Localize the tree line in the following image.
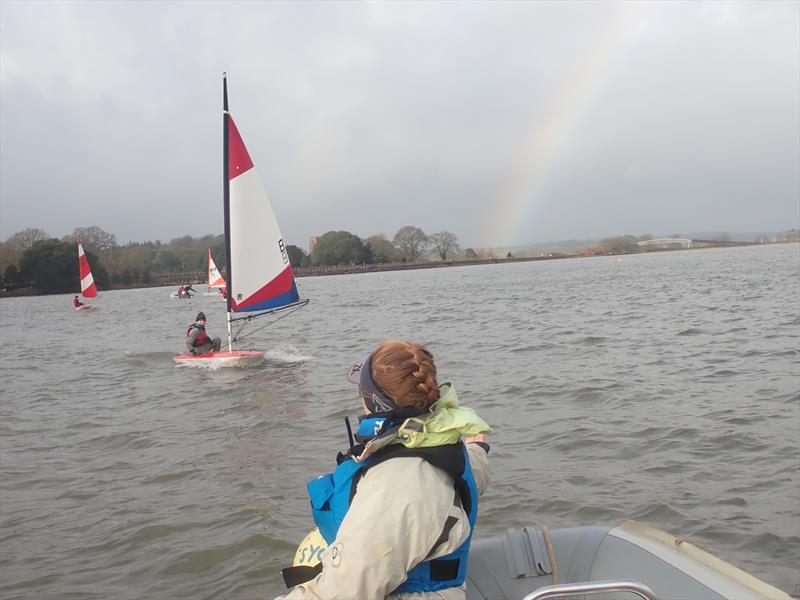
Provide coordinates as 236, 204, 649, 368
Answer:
0, 226, 228, 293
4, 224, 793, 293
0, 225, 468, 292
296, 226, 464, 268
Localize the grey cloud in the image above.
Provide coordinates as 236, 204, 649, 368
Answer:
1, 0, 797, 249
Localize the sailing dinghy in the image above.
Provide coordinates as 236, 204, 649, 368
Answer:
170, 287, 194, 299
75, 237, 98, 311
204, 248, 226, 296
173, 74, 308, 368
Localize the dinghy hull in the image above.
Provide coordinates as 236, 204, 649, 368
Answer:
466, 520, 789, 600
172, 350, 264, 368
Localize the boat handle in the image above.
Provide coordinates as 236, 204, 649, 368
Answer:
522, 579, 659, 600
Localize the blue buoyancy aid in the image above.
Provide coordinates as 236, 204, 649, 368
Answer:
307, 428, 479, 594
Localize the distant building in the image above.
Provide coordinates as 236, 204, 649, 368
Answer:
309, 236, 319, 255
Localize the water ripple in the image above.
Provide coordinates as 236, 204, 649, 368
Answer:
1, 244, 798, 597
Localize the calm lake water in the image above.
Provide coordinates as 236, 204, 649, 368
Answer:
1, 243, 798, 599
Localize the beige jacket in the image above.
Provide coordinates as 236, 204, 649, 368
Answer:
276, 442, 490, 600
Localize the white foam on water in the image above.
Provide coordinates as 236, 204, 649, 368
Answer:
264, 345, 313, 363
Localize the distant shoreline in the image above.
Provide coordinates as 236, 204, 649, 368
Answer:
291, 239, 775, 277
293, 252, 582, 277
0, 240, 787, 298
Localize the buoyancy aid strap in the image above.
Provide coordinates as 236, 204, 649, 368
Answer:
353, 443, 472, 584
429, 558, 460, 581
364, 442, 466, 476
425, 515, 460, 561
366, 443, 471, 512
393, 444, 478, 594
423, 489, 463, 561
281, 563, 322, 588
419, 489, 463, 583
347, 442, 469, 508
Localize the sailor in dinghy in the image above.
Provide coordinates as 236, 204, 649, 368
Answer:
185, 312, 221, 355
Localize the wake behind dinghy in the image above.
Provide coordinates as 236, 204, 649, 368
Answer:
466, 521, 790, 600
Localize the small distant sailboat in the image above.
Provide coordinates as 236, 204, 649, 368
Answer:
174, 74, 308, 368
204, 248, 226, 296
170, 286, 195, 299
75, 237, 97, 311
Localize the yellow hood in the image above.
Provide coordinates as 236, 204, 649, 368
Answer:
395, 383, 492, 448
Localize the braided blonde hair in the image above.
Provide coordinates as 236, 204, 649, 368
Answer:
371, 340, 440, 408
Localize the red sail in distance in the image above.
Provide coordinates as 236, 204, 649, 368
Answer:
77, 237, 97, 298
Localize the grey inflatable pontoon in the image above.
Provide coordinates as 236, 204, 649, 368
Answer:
466, 521, 790, 600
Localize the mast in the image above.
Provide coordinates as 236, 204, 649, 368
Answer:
222, 73, 233, 351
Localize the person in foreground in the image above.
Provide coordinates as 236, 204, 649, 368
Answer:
73, 295, 84, 308
184, 312, 221, 355
277, 340, 492, 600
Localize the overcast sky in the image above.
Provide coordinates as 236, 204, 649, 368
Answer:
1, 1, 798, 249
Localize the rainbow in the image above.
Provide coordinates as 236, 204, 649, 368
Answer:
485, 3, 653, 247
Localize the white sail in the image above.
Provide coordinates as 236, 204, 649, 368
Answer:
226, 115, 299, 313
208, 248, 225, 289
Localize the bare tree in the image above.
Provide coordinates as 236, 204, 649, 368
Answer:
429, 231, 459, 261
393, 226, 429, 261
5, 228, 49, 252
73, 226, 117, 252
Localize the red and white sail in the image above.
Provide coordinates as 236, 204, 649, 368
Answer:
208, 248, 226, 289
226, 112, 299, 312
77, 238, 97, 298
